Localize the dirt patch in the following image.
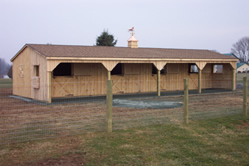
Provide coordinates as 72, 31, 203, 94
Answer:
28, 154, 84, 166
234, 120, 249, 129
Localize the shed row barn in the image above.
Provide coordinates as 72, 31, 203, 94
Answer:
11, 34, 237, 103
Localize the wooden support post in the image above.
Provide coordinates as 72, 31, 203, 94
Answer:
232, 69, 236, 91
157, 69, 160, 96
106, 79, 113, 133
107, 71, 111, 80
198, 69, 202, 94
243, 77, 247, 116
48, 71, 52, 103
184, 79, 189, 125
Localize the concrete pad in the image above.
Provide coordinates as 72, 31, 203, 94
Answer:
113, 99, 183, 109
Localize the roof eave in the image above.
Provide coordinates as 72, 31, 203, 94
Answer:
11, 44, 46, 62
10, 44, 28, 62
46, 56, 238, 62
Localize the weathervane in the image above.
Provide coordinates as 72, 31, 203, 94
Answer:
128, 27, 135, 36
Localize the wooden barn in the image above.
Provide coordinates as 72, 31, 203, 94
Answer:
11, 35, 238, 103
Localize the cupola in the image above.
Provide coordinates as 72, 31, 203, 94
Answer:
128, 27, 138, 48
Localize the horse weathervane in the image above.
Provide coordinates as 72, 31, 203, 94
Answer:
128, 27, 135, 36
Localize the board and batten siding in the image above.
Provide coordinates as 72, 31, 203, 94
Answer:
51, 63, 233, 98
30, 49, 48, 102
12, 47, 31, 98
51, 63, 107, 97
211, 63, 233, 89
12, 47, 49, 101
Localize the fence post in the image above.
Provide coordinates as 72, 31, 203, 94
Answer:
243, 77, 247, 116
184, 78, 189, 125
106, 79, 113, 133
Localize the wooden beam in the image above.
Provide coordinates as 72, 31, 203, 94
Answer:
232, 69, 236, 90
107, 71, 111, 80
230, 62, 237, 69
153, 62, 167, 70
195, 62, 206, 70
157, 69, 160, 96
47, 61, 60, 72
46, 57, 237, 62
102, 61, 119, 71
198, 69, 202, 93
48, 71, 52, 103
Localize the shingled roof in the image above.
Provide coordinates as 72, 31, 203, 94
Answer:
12, 44, 236, 61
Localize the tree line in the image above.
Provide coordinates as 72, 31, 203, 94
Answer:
0, 58, 11, 78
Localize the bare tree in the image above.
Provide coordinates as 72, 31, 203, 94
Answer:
0, 58, 1, 78
0, 58, 11, 78
231, 37, 249, 64
7, 65, 12, 79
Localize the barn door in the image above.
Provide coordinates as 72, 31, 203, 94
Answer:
51, 77, 74, 97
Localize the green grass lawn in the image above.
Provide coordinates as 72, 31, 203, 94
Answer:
237, 73, 249, 83
0, 78, 12, 88
0, 115, 248, 165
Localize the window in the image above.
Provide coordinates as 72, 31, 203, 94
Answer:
152, 65, 166, 74
53, 63, 72, 76
189, 64, 198, 73
111, 63, 123, 75
34, 65, 39, 76
213, 65, 223, 73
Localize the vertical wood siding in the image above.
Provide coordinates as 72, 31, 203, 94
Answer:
51, 63, 233, 98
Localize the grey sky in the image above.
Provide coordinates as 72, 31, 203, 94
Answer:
0, 0, 248, 63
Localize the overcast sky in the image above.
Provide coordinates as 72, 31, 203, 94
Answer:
0, 0, 249, 63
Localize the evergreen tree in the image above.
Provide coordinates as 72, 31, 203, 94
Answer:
96, 30, 117, 46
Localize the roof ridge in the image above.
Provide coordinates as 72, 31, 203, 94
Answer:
26, 43, 214, 51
